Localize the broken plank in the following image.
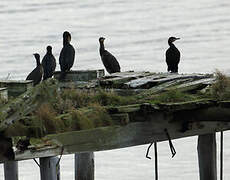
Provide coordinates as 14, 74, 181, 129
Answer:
124, 74, 167, 88
139, 78, 192, 97
99, 71, 155, 88
173, 78, 216, 92
125, 73, 213, 89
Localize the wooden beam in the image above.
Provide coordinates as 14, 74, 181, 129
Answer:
54, 70, 104, 82
11, 117, 230, 162
75, 153, 94, 180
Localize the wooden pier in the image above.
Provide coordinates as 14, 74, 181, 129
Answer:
0, 70, 229, 180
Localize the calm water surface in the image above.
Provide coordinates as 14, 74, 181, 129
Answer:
0, 0, 230, 179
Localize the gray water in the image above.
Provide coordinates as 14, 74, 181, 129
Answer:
0, 0, 230, 179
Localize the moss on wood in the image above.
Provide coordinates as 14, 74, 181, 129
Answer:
2, 71, 230, 139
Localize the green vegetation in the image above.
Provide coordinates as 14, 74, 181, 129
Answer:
60, 88, 135, 108
148, 89, 198, 104
3, 71, 230, 138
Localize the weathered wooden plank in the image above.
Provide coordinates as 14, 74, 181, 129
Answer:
124, 74, 169, 89
99, 71, 155, 88
54, 70, 104, 82
139, 78, 192, 96
173, 78, 215, 92
102, 71, 152, 78
125, 73, 213, 89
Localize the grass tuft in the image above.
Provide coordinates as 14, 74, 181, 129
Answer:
35, 103, 65, 133
150, 89, 197, 104
211, 71, 230, 100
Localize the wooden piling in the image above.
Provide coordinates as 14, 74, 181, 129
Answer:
197, 133, 217, 180
75, 153, 94, 180
4, 161, 18, 180
39, 156, 60, 180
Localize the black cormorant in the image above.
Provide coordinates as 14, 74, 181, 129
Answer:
42, 46, 56, 80
166, 37, 180, 73
59, 31, 75, 80
99, 37, 121, 74
26, 53, 43, 86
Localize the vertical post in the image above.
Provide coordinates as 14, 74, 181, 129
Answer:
75, 152, 94, 180
154, 142, 158, 180
220, 131, 223, 180
39, 156, 60, 180
197, 133, 217, 180
4, 161, 18, 180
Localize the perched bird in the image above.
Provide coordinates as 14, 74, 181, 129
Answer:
42, 46, 56, 80
59, 31, 75, 80
26, 53, 43, 86
99, 37, 121, 74
166, 37, 181, 73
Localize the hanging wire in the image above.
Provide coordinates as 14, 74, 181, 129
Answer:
146, 142, 153, 159
56, 146, 64, 167
165, 129, 176, 158
220, 131, 223, 180
145, 142, 158, 180
33, 158, 40, 168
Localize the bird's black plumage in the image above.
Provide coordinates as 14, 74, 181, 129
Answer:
99, 37, 120, 74
59, 31, 75, 80
26, 53, 43, 86
166, 37, 180, 73
42, 46, 56, 80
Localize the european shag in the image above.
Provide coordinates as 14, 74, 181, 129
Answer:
42, 46, 56, 80
99, 37, 121, 74
26, 53, 43, 86
59, 31, 75, 80
166, 37, 180, 73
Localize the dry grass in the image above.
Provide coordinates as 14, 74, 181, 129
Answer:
68, 103, 113, 131
211, 71, 230, 100
35, 103, 65, 133
60, 88, 135, 108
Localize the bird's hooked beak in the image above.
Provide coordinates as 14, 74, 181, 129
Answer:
174, 37, 180, 41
